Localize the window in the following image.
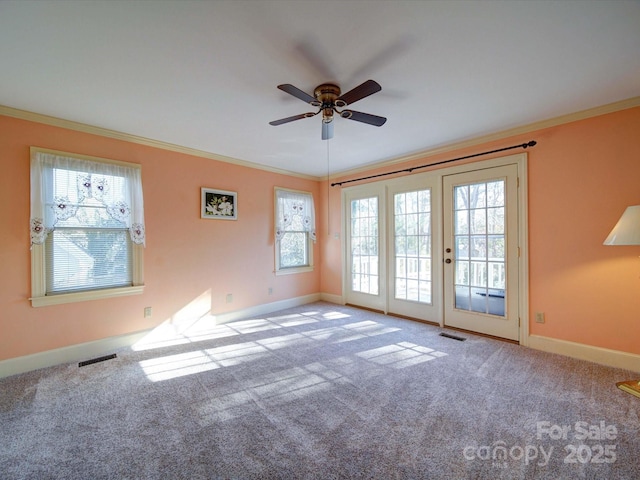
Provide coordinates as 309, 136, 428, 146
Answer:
274, 188, 316, 274
30, 148, 145, 307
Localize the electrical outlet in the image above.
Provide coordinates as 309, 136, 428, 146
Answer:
535, 312, 545, 324
268, 287, 273, 295
144, 307, 152, 318
226, 294, 233, 303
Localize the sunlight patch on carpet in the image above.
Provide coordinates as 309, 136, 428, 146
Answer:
193, 364, 342, 424
139, 331, 326, 382
332, 321, 401, 344
267, 313, 320, 327
140, 341, 272, 381
140, 350, 223, 382
256, 332, 317, 350
250, 370, 332, 406
356, 342, 447, 369
194, 390, 258, 424
226, 318, 283, 334
132, 316, 242, 351
321, 311, 351, 319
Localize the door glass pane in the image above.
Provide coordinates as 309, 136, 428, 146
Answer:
487, 207, 504, 234
394, 189, 432, 304
453, 180, 506, 316
351, 198, 379, 295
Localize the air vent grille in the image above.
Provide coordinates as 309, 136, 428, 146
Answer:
78, 353, 117, 367
439, 332, 466, 342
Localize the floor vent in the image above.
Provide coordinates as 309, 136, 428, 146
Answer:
78, 353, 117, 367
439, 332, 467, 341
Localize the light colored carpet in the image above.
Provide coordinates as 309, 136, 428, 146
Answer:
1, 302, 638, 479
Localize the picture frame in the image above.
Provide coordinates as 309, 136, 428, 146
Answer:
201, 188, 237, 220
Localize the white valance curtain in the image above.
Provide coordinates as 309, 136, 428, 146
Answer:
30, 152, 146, 246
275, 189, 316, 242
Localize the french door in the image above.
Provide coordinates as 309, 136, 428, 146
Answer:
386, 176, 441, 321
443, 165, 520, 341
343, 156, 525, 341
344, 176, 440, 322
344, 187, 386, 312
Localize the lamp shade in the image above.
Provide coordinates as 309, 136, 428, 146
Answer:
603, 205, 640, 245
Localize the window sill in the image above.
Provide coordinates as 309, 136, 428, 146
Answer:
30, 285, 145, 307
275, 266, 313, 276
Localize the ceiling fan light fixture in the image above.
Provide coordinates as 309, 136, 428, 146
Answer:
322, 107, 334, 123
321, 119, 334, 140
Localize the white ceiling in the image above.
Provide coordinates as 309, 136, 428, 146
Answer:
1, 0, 639, 178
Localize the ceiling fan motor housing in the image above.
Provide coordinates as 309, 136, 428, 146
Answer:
314, 84, 341, 103
314, 84, 343, 122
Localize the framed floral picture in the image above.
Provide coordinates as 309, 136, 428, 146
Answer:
201, 188, 237, 220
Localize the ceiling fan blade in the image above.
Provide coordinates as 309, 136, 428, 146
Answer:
335, 79, 381, 106
277, 84, 319, 105
269, 112, 317, 126
340, 110, 387, 127
321, 121, 334, 140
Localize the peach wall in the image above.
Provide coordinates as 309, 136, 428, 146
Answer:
2, 106, 639, 364
0, 115, 320, 361
318, 178, 343, 296
320, 107, 640, 355
526, 108, 640, 354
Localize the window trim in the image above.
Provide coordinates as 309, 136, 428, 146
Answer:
29, 147, 145, 307
274, 187, 314, 275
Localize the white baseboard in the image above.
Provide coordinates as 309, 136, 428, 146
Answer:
319, 292, 343, 305
211, 293, 321, 324
0, 329, 152, 379
528, 335, 640, 373
0, 293, 325, 379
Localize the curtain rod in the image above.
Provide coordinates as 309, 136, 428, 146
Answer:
330, 140, 537, 187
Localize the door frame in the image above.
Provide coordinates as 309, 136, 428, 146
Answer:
341, 152, 529, 345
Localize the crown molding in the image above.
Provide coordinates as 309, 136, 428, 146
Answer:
0, 105, 319, 181
329, 96, 640, 181
3, 97, 638, 184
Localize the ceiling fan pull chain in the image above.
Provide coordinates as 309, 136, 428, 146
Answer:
326, 137, 331, 235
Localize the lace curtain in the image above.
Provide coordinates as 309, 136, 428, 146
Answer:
30, 152, 146, 246
275, 189, 316, 242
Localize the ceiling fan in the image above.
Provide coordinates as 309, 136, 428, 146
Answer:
269, 79, 387, 140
